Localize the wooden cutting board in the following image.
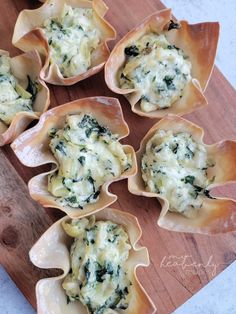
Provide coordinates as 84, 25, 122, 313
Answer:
1, 0, 236, 313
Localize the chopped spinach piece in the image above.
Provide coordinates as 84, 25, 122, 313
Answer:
95, 264, 107, 283
78, 156, 85, 166
124, 45, 139, 57
83, 237, 89, 245
62, 178, 71, 191
66, 295, 79, 303
78, 114, 110, 138
77, 25, 83, 31
80, 146, 87, 152
118, 304, 129, 310
155, 147, 162, 153
106, 262, 114, 275
124, 163, 132, 172
111, 286, 129, 309
48, 128, 57, 138
141, 95, 150, 102
86, 301, 94, 313
107, 224, 118, 233
194, 185, 203, 193
26, 75, 38, 102
204, 189, 215, 199
84, 259, 91, 281
108, 234, 119, 243
85, 190, 100, 204
65, 195, 77, 204
182, 73, 189, 80
96, 305, 106, 314
168, 20, 181, 31
183, 175, 195, 185
207, 161, 215, 168
87, 176, 96, 192
175, 68, 181, 75
55, 141, 67, 156
167, 44, 180, 50
172, 143, 179, 154
92, 190, 100, 199
120, 72, 131, 81
163, 75, 175, 90
62, 54, 68, 63
185, 146, 194, 159
50, 19, 67, 35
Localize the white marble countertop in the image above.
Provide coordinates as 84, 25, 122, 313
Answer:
173, 261, 236, 314
0, 1, 235, 314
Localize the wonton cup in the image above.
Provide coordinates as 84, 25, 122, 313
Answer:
105, 8, 219, 118
12, 0, 116, 85
29, 207, 156, 314
11, 97, 137, 218
0, 49, 50, 145
128, 115, 236, 234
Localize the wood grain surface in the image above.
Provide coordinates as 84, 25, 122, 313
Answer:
0, 0, 236, 313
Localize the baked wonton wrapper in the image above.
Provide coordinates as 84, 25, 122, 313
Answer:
11, 97, 137, 218
29, 207, 156, 314
0, 49, 50, 145
12, 0, 116, 85
105, 8, 219, 118
128, 115, 236, 234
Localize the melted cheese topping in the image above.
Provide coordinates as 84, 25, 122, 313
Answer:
141, 130, 215, 217
0, 55, 37, 125
62, 216, 132, 313
48, 114, 132, 209
119, 33, 192, 112
42, 4, 100, 77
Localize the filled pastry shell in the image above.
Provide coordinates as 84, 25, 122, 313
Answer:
128, 115, 236, 234
0, 49, 49, 145
11, 97, 137, 218
29, 207, 156, 314
105, 8, 219, 118
12, 0, 116, 85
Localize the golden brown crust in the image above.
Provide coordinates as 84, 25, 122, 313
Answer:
29, 207, 156, 314
11, 97, 137, 218
0, 49, 50, 145
128, 114, 236, 234
12, 0, 116, 85
105, 8, 219, 118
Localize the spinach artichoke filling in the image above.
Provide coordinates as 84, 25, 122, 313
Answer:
62, 216, 132, 313
0, 54, 37, 125
42, 4, 100, 77
141, 130, 215, 217
48, 113, 132, 208
119, 33, 192, 112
